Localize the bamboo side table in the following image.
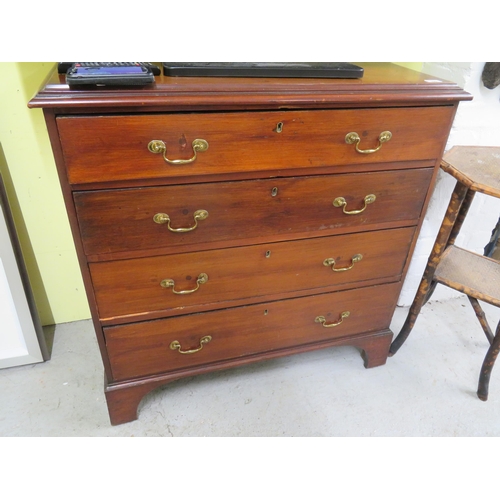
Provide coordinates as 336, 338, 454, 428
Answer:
390, 146, 500, 401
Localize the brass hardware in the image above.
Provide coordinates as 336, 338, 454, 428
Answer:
345, 131, 392, 154
333, 194, 376, 215
147, 138, 209, 165
323, 254, 363, 272
161, 273, 208, 295
275, 122, 284, 133
170, 335, 212, 355
265, 250, 271, 258
315, 311, 350, 328
271, 187, 278, 197
153, 209, 208, 232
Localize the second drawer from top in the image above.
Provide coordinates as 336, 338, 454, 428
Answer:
75, 168, 433, 258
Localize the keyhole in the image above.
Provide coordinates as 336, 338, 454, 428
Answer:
265, 250, 271, 258
275, 122, 284, 133
271, 187, 278, 197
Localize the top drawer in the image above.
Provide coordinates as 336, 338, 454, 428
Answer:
57, 107, 454, 184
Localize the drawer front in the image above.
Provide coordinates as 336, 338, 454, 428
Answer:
75, 168, 432, 257
104, 282, 400, 381
91, 227, 414, 321
58, 107, 454, 184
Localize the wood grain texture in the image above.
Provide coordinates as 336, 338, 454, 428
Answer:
74, 168, 433, 257
104, 282, 401, 381
57, 107, 454, 184
30, 63, 471, 424
103, 329, 394, 425
90, 227, 414, 322
28, 63, 472, 112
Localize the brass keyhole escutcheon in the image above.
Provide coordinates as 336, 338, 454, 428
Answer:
275, 122, 284, 133
271, 187, 278, 197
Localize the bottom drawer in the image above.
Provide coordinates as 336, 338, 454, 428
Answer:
105, 282, 401, 381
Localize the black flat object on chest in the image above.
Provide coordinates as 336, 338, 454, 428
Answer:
162, 62, 364, 78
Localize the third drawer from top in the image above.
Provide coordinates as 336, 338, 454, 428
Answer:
91, 227, 415, 323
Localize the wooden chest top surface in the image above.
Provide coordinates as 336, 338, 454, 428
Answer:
29, 63, 471, 112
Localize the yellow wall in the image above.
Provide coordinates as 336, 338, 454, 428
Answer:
0, 62, 423, 326
394, 62, 423, 72
0, 63, 90, 325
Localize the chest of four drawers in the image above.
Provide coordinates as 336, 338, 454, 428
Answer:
62, 108, 446, 386
31, 66, 470, 424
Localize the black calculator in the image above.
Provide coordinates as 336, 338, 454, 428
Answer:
64, 63, 158, 87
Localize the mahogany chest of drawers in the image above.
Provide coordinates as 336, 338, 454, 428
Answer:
30, 63, 471, 425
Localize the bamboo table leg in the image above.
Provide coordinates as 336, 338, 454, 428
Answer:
468, 297, 495, 345
422, 188, 477, 305
390, 182, 470, 355
478, 321, 500, 401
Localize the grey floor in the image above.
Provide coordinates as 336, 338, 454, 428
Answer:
1, 294, 500, 437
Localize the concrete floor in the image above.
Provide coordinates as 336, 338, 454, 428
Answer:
1, 294, 500, 437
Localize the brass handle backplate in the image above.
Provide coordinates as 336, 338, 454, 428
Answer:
170, 335, 212, 355
323, 254, 363, 272
153, 209, 208, 232
345, 131, 392, 154
315, 311, 350, 328
148, 138, 209, 165
161, 273, 208, 295
333, 194, 376, 215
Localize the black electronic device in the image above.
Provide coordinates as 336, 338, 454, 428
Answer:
162, 62, 364, 79
58, 62, 161, 76
65, 64, 155, 87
